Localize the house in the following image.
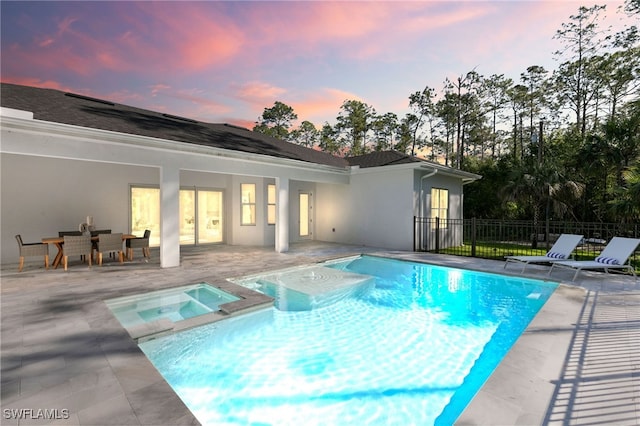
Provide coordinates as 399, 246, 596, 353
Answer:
0, 83, 480, 267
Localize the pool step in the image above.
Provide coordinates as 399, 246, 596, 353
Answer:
127, 318, 175, 340
256, 266, 374, 311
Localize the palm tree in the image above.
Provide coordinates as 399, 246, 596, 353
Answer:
502, 159, 585, 247
609, 160, 640, 222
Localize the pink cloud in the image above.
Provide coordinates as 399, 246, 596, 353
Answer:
121, 2, 246, 72
238, 2, 492, 61
233, 81, 288, 104
6, 3, 247, 81
0, 76, 70, 91
287, 88, 364, 126
402, 3, 490, 33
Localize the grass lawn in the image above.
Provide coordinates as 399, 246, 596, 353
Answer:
438, 241, 640, 273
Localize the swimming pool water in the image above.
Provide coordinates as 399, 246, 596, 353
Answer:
139, 256, 557, 425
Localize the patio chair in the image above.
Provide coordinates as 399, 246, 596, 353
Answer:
126, 230, 150, 261
548, 237, 640, 281
63, 235, 92, 271
59, 231, 88, 261
504, 234, 584, 272
96, 233, 124, 266
90, 229, 111, 259
15, 234, 49, 272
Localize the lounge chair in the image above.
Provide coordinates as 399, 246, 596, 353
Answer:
548, 237, 640, 281
504, 234, 584, 272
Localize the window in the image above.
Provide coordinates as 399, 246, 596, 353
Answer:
241, 183, 256, 225
267, 184, 276, 225
430, 188, 448, 228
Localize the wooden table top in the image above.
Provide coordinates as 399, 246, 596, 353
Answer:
42, 234, 137, 244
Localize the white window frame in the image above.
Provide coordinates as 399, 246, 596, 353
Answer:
430, 188, 448, 229
241, 183, 256, 226
267, 184, 276, 225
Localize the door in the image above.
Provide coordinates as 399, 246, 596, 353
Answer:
299, 192, 312, 238
197, 190, 224, 243
179, 188, 224, 245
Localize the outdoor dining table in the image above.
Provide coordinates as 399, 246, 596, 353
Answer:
42, 234, 136, 269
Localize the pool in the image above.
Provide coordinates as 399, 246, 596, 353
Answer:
105, 283, 241, 328
139, 255, 558, 425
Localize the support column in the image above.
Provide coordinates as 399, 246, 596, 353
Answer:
160, 165, 180, 268
275, 177, 289, 253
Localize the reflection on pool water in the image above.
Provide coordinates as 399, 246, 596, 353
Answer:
140, 255, 558, 425
106, 283, 240, 328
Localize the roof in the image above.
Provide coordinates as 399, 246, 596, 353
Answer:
0, 83, 349, 168
346, 150, 481, 182
346, 150, 424, 168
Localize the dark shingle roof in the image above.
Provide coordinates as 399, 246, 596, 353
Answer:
1, 83, 349, 168
346, 150, 424, 168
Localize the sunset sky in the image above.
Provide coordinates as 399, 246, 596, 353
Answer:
1, 1, 634, 129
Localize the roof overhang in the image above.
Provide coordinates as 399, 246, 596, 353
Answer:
348, 160, 482, 183
0, 111, 351, 183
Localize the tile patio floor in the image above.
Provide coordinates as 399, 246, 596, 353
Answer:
1, 242, 639, 425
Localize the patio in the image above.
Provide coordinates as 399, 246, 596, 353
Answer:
1, 242, 639, 425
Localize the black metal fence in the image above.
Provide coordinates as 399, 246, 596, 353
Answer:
414, 217, 640, 269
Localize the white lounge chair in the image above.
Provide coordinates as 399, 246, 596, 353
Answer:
548, 237, 640, 281
504, 234, 584, 272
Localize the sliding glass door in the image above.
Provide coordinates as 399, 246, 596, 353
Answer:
130, 186, 160, 246
131, 186, 224, 246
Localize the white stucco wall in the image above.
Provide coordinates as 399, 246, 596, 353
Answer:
315, 182, 354, 243
315, 166, 470, 251
315, 167, 415, 250
415, 171, 464, 220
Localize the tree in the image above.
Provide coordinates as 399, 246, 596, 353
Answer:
463, 157, 515, 218
609, 160, 640, 222
253, 101, 298, 140
594, 48, 640, 120
370, 112, 398, 151
506, 84, 528, 160
502, 158, 585, 246
407, 86, 436, 156
395, 115, 415, 154
318, 123, 342, 155
444, 70, 481, 168
434, 93, 457, 166
553, 4, 609, 137
479, 74, 513, 159
520, 66, 549, 142
625, 0, 640, 14
289, 120, 319, 148
335, 100, 374, 156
